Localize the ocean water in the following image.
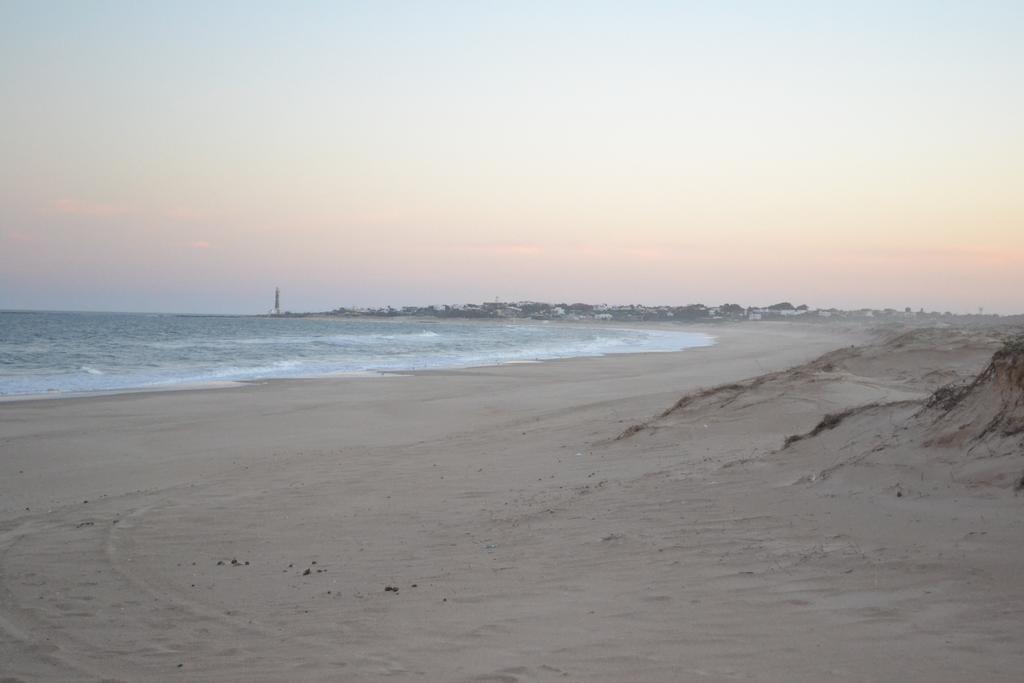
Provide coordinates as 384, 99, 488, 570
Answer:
0, 311, 714, 397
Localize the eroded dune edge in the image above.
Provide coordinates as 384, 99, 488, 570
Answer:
1, 323, 1022, 682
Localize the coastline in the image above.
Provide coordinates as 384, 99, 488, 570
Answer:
4, 321, 1022, 681
0, 318, 716, 403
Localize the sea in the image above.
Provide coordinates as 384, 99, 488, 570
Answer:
0, 311, 714, 397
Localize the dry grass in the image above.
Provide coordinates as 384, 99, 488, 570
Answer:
782, 406, 876, 448
995, 335, 1024, 360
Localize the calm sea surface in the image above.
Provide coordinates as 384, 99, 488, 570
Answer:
0, 311, 714, 397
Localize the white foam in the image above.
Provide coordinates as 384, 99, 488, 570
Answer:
0, 314, 715, 397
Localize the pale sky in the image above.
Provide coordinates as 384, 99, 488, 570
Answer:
1, 1, 1022, 314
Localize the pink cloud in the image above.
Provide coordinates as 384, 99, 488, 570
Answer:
3, 230, 36, 243
167, 207, 211, 222
451, 242, 545, 255
49, 198, 131, 217
851, 245, 1024, 267
190, 241, 212, 249
622, 247, 672, 260
443, 241, 701, 261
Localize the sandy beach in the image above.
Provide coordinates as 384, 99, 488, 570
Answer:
2, 321, 1023, 682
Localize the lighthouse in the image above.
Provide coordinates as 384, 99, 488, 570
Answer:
273, 287, 281, 316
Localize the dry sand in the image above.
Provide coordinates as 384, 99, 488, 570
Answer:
1, 322, 1022, 681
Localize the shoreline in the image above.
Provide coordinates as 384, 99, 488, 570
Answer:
0, 320, 717, 403
0, 321, 853, 512
1, 319, 869, 405
9, 322, 1022, 681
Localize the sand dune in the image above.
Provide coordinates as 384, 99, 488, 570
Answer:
780, 330, 1024, 493
2, 322, 1023, 681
